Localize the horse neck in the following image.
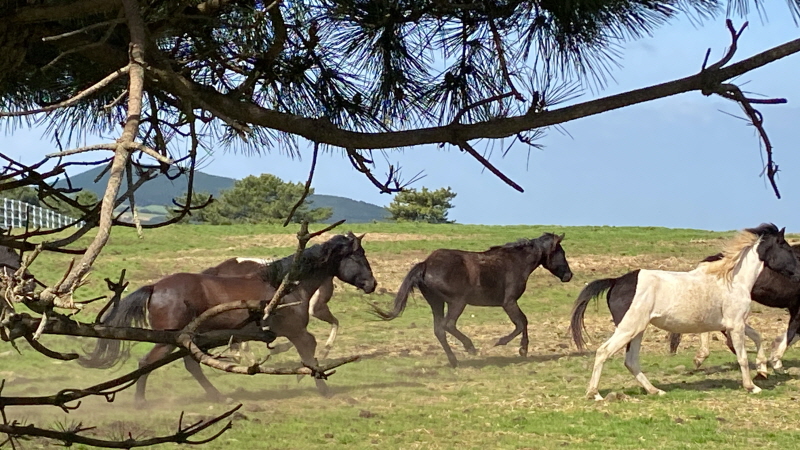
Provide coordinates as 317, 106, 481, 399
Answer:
518, 245, 547, 275
729, 244, 764, 291
295, 271, 334, 295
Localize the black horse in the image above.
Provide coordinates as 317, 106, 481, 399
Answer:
572, 238, 800, 371
373, 233, 573, 367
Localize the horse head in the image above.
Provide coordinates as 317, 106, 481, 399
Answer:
325, 232, 377, 294
540, 233, 573, 282
749, 223, 800, 283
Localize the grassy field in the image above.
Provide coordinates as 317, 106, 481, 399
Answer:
5, 223, 800, 449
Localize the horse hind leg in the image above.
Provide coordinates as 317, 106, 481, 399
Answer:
496, 301, 528, 357
183, 356, 229, 403
135, 344, 175, 407
439, 300, 476, 356
693, 333, 711, 369
427, 296, 459, 368
586, 321, 647, 401
625, 331, 665, 396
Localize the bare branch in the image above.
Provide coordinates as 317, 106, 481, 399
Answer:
455, 141, 524, 193
283, 143, 319, 226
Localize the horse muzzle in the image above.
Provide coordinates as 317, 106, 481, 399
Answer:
561, 272, 573, 282
361, 280, 377, 294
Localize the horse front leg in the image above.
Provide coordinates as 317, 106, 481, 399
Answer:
497, 301, 528, 357
743, 324, 767, 379
285, 330, 329, 396
311, 300, 339, 361
771, 306, 800, 371
728, 325, 760, 394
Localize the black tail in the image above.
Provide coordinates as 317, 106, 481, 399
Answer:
569, 278, 617, 351
79, 285, 153, 369
371, 262, 425, 320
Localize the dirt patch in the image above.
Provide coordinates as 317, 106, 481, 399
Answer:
569, 254, 699, 273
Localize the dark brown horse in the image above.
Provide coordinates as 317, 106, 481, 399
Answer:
202, 257, 338, 358
373, 233, 573, 367
80, 232, 376, 404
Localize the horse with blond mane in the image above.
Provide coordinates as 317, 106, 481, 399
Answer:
570, 224, 800, 400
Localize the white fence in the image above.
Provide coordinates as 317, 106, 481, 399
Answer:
0, 198, 82, 230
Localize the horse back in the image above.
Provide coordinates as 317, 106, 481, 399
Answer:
149, 272, 271, 331
201, 258, 265, 277
421, 248, 522, 305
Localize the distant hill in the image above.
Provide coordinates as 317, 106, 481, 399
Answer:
56, 166, 235, 206
57, 166, 389, 223
309, 194, 390, 224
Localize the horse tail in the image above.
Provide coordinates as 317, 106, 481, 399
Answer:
569, 278, 617, 351
79, 285, 153, 369
372, 261, 426, 320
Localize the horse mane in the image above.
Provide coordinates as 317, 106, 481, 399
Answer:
486, 233, 559, 254
703, 228, 765, 282
258, 232, 355, 286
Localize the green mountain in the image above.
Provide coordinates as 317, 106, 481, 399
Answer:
308, 194, 390, 224
56, 167, 389, 223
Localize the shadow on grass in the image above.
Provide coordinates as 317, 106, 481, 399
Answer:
457, 350, 594, 369
223, 380, 428, 402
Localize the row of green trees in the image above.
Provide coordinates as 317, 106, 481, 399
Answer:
170, 174, 457, 224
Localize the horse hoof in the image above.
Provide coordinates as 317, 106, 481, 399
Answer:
773, 366, 786, 375
494, 340, 506, 347
466, 348, 478, 355
134, 399, 147, 410
587, 392, 603, 401
755, 372, 769, 381
518, 348, 527, 358
448, 359, 459, 368
648, 389, 666, 396
748, 385, 762, 394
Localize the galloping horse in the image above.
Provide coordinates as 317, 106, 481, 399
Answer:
80, 232, 376, 403
668, 244, 800, 372
570, 224, 800, 400
202, 257, 338, 359
373, 233, 573, 367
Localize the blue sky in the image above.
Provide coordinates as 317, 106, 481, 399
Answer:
4, 4, 800, 231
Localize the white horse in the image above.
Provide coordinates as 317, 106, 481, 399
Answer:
570, 224, 800, 400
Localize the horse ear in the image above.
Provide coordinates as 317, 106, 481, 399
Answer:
357, 233, 366, 241
780, 227, 786, 238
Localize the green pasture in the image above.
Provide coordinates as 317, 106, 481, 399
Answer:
4, 223, 799, 449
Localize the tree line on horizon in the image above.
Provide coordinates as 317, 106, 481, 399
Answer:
169, 174, 458, 225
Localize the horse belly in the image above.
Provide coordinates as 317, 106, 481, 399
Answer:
645, 274, 725, 333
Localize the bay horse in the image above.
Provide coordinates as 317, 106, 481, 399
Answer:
373, 233, 573, 367
202, 257, 338, 359
80, 232, 376, 404
570, 224, 800, 400
669, 243, 800, 372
